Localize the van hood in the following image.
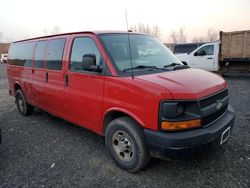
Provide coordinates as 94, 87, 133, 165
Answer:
136, 68, 227, 99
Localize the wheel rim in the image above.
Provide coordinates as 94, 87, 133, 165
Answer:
17, 94, 25, 113
112, 130, 134, 162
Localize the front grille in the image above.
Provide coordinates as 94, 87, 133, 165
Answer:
199, 89, 229, 127
202, 106, 227, 126
199, 89, 228, 108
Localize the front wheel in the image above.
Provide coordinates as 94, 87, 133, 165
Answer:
16, 89, 33, 116
105, 117, 150, 173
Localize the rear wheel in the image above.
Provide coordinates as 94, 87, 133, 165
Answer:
105, 117, 150, 173
16, 89, 33, 116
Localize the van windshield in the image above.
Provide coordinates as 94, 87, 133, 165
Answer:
99, 34, 183, 76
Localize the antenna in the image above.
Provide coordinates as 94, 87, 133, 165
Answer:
125, 9, 134, 79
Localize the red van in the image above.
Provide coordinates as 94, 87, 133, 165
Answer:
7, 31, 235, 172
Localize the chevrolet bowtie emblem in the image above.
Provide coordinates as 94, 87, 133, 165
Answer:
216, 100, 223, 110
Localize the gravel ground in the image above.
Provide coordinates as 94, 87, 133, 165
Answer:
0, 64, 249, 187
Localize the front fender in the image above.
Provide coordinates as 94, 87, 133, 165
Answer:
101, 107, 146, 134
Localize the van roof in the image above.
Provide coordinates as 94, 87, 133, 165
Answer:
13, 31, 147, 43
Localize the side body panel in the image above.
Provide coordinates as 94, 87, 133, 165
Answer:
63, 35, 102, 132
63, 34, 116, 133
102, 77, 172, 133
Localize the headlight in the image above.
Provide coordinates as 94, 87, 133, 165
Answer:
161, 102, 185, 119
160, 101, 201, 131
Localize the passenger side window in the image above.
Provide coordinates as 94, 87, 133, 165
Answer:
195, 45, 214, 56
70, 37, 102, 73
46, 39, 66, 70
34, 41, 48, 68
8, 42, 35, 67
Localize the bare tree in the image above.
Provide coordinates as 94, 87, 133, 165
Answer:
207, 28, 219, 42
130, 23, 161, 38
50, 26, 62, 35
192, 36, 206, 43
170, 31, 178, 43
43, 26, 62, 35
5, 37, 13, 43
178, 26, 186, 43
170, 26, 187, 43
152, 25, 161, 38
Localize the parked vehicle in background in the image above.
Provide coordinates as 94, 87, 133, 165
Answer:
7, 31, 235, 172
176, 30, 250, 73
219, 30, 250, 73
0, 53, 8, 64
172, 43, 205, 55
176, 42, 220, 71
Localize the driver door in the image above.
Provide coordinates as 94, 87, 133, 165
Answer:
64, 35, 105, 131
189, 44, 215, 71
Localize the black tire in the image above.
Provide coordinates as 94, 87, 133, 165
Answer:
105, 116, 150, 173
16, 89, 33, 116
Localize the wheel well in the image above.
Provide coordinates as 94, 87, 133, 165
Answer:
14, 83, 21, 95
103, 111, 135, 135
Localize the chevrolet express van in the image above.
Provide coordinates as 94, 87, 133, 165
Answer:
7, 31, 235, 172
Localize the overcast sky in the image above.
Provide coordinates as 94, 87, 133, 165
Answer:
0, 0, 249, 42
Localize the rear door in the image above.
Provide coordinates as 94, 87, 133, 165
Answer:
64, 35, 105, 131
32, 40, 48, 108
19, 42, 35, 102
43, 38, 66, 115
189, 44, 215, 71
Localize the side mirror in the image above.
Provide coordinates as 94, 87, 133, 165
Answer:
82, 54, 102, 72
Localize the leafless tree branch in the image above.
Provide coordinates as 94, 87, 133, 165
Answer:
130, 23, 161, 38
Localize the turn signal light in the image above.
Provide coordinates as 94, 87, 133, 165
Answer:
161, 119, 201, 131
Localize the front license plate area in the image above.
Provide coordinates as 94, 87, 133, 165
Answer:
220, 127, 231, 145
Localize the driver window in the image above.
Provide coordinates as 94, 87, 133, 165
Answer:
70, 37, 102, 72
196, 45, 214, 56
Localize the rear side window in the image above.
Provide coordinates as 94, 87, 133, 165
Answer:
34, 41, 48, 68
46, 39, 66, 70
70, 37, 101, 72
8, 42, 35, 67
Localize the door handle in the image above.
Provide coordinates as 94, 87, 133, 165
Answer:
207, 57, 213, 59
65, 75, 69, 87
46, 72, 48, 82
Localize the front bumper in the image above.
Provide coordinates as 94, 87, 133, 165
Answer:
144, 105, 235, 159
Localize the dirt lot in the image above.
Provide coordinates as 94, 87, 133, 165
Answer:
0, 64, 249, 187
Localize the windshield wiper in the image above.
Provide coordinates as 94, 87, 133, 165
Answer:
164, 63, 182, 68
164, 63, 190, 70
123, 65, 168, 72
